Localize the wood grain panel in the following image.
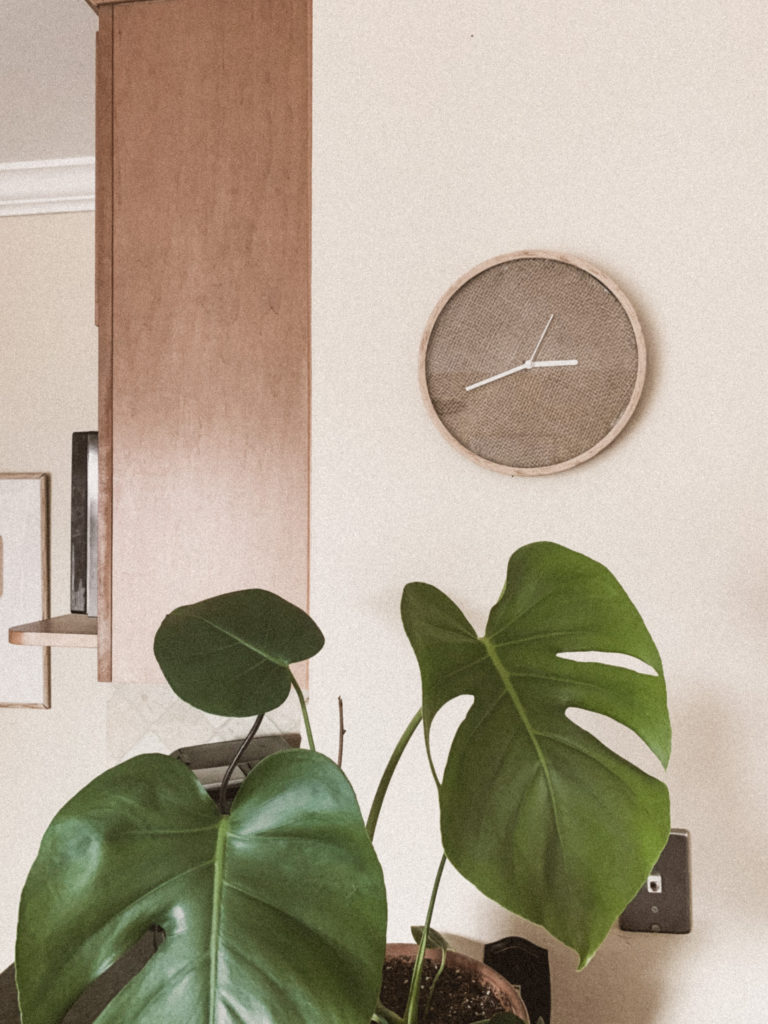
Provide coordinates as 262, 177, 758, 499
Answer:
95, 7, 114, 680
104, 0, 311, 684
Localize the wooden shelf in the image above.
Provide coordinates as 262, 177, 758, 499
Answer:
8, 615, 97, 649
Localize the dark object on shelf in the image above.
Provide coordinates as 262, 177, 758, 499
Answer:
171, 732, 301, 801
484, 935, 550, 1024
70, 432, 98, 616
619, 829, 692, 934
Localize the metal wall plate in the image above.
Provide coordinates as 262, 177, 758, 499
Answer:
619, 829, 691, 934
171, 733, 300, 796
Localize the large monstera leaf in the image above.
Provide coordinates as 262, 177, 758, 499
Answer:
16, 749, 386, 1024
154, 589, 324, 717
401, 542, 670, 967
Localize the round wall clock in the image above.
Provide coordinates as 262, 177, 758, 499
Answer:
419, 251, 646, 476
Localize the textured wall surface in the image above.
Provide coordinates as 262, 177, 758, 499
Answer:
310, 2, 767, 1020
1, 2, 766, 1019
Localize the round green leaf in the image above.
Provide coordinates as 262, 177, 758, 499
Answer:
153, 589, 324, 716
16, 750, 386, 1024
401, 542, 671, 967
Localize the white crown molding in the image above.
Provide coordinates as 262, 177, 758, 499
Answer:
0, 157, 95, 217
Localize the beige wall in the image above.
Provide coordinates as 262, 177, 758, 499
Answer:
309, 0, 766, 1020
1, 0, 766, 1019
0, 213, 103, 964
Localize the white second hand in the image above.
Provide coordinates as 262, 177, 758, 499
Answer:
527, 313, 555, 364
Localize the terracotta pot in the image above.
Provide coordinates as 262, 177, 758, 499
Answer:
383, 943, 530, 1023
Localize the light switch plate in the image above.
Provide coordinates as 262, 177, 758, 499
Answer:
619, 829, 691, 933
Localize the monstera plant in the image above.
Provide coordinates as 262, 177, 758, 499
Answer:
15, 542, 671, 1024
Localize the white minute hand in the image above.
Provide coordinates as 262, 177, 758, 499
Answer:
465, 358, 578, 392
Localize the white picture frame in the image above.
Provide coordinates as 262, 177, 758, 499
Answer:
0, 473, 49, 708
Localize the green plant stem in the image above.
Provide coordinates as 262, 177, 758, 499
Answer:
217, 713, 265, 814
373, 1001, 405, 1024
423, 944, 446, 1021
366, 709, 423, 840
290, 676, 316, 752
404, 853, 447, 1024
337, 696, 345, 767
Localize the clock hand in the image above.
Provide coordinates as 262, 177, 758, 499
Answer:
466, 311, 557, 387
465, 361, 529, 391
527, 313, 555, 363
465, 358, 578, 392
531, 359, 578, 368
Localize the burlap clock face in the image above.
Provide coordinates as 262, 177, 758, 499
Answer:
421, 253, 645, 475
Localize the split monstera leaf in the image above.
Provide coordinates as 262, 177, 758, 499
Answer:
16, 542, 670, 1023
401, 542, 670, 967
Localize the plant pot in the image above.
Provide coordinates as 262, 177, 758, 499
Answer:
380, 943, 530, 1024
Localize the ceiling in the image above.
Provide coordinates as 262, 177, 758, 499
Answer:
2, 0, 95, 164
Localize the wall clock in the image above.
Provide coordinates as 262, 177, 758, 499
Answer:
419, 251, 646, 475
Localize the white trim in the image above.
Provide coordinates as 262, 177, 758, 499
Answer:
0, 157, 95, 217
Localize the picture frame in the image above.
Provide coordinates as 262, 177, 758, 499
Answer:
0, 473, 50, 708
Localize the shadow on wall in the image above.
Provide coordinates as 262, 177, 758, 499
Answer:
479, 904, 675, 1023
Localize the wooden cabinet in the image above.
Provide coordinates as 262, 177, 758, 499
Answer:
88, 0, 311, 683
